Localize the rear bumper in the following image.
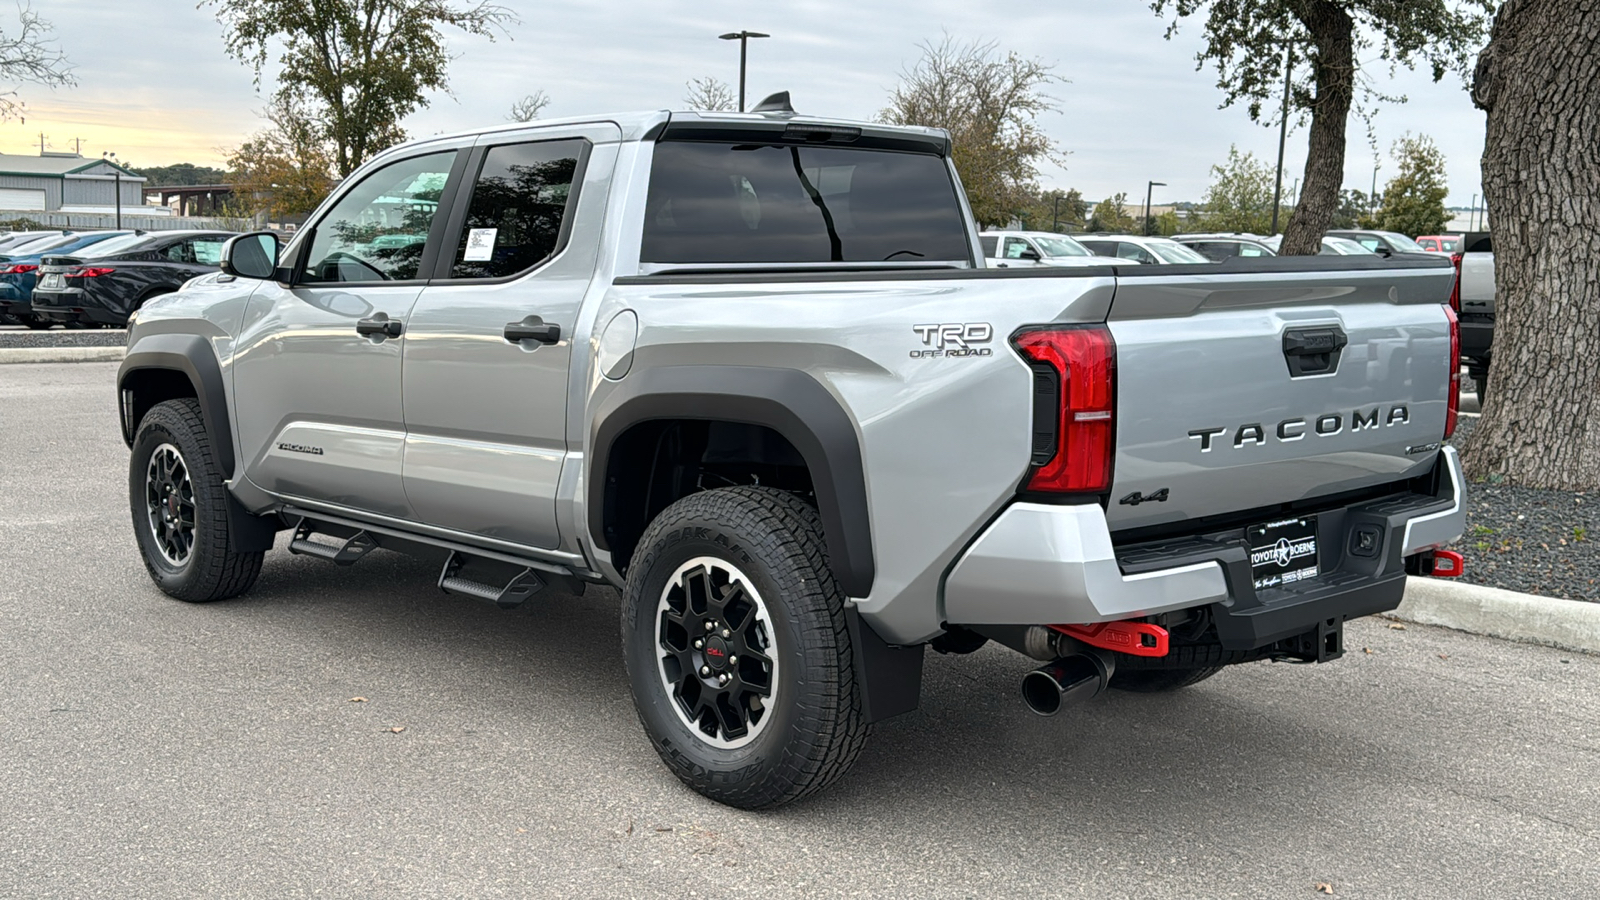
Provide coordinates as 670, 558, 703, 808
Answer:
944, 446, 1466, 650
33, 295, 123, 326
1459, 314, 1494, 362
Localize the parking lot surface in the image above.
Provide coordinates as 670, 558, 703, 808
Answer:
3, 362, 1598, 899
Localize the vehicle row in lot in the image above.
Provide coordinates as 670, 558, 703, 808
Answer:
0, 228, 236, 328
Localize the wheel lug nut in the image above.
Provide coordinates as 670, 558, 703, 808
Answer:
720, 628, 731, 639
717, 674, 729, 685
694, 639, 704, 649
728, 655, 738, 665
700, 666, 711, 676
704, 621, 715, 632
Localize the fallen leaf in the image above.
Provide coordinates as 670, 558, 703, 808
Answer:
655, 826, 673, 833
1387, 623, 1406, 631
1438, 654, 1449, 660
388, 726, 406, 733
1364, 648, 1373, 654
516, 828, 527, 833
1315, 883, 1334, 895
348, 697, 368, 703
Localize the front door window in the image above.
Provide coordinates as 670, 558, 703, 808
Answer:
301, 152, 456, 283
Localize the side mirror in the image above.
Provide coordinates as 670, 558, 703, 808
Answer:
220, 232, 280, 280
1018, 247, 1042, 261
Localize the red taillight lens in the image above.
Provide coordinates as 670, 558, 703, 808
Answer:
65, 267, 115, 278
0, 264, 38, 275
1444, 304, 1460, 439
1448, 253, 1463, 312
1013, 325, 1116, 493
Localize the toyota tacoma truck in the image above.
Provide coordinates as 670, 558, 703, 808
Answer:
116, 95, 1467, 809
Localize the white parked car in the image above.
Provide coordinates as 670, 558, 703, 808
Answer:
1258, 235, 1376, 256
1075, 235, 1211, 265
979, 231, 1131, 268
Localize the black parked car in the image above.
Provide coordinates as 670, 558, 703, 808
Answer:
31, 230, 235, 327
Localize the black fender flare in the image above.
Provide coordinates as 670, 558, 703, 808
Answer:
589, 365, 875, 598
118, 332, 235, 477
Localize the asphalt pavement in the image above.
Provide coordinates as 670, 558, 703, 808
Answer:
1, 362, 1596, 900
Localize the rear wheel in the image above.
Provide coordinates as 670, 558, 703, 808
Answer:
1108, 666, 1223, 693
621, 486, 867, 809
130, 398, 263, 602
22, 316, 51, 330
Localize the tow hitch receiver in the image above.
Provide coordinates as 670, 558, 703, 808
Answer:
1425, 549, 1465, 577
1048, 621, 1170, 658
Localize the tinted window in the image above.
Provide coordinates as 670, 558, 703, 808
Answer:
301, 151, 455, 284
449, 139, 583, 279
1116, 243, 1157, 264
979, 235, 998, 256
641, 141, 970, 265
1192, 242, 1235, 261
1464, 235, 1492, 253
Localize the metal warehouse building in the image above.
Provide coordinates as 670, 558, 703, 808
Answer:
0, 151, 145, 213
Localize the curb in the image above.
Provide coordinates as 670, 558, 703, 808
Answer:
1391, 576, 1600, 655
0, 346, 124, 364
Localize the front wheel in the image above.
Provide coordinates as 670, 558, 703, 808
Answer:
621, 486, 867, 809
130, 399, 263, 602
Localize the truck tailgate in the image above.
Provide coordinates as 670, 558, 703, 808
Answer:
1104, 261, 1456, 532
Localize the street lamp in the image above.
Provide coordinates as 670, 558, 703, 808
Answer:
1270, 43, 1294, 235
102, 151, 122, 230
718, 30, 770, 112
1144, 181, 1166, 236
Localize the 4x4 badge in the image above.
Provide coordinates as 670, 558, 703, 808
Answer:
1118, 488, 1169, 506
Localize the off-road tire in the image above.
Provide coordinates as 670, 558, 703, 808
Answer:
621, 486, 868, 809
1108, 666, 1223, 693
130, 398, 263, 602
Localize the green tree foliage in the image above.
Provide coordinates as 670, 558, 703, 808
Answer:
1375, 133, 1450, 237
1194, 145, 1280, 233
0, 5, 74, 122
1015, 187, 1088, 232
1153, 208, 1184, 236
209, 0, 514, 177
134, 163, 231, 187
882, 36, 1061, 228
226, 94, 337, 218
1087, 193, 1136, 233
1331, 188, 1378, 229
1151, 0, 1492, 253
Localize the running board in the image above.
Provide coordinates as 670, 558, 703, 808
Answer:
437, 551, 545, 609
289, 520, 378, 566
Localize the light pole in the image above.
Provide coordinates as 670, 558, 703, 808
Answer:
102, 151, 122, 230
1270, 43, 1294, 235
1144, 181, 1165, 236
718, 30, 770, 112
1052, 193, 1061, 232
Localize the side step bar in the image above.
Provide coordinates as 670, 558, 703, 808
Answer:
438, 551, 546, 610
289, 520, 378, 566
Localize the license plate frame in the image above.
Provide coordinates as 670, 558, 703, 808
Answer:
1247, 516, 1320, 591
39, 273, 64, 289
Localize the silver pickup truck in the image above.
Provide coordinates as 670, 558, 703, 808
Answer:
116, 98, 1466, 809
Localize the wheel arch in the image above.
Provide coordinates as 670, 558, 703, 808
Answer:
589, 365, 875, 598
118, 333, 235, 476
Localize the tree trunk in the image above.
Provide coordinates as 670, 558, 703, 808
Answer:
1279, 0, 1354, 256
1464, 0, 1600, 489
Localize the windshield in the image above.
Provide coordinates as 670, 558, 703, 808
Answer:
1378, 232, 1426, 253
1325, 237, 1373, 255
1033, 235, 1092, 258
642, 141, 971, 266
75, 233, 158, 259
3, 233, 78, 256
1145, 239, 1210, 264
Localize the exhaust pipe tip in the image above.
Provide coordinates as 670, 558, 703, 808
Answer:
1020, 652, 1116, 717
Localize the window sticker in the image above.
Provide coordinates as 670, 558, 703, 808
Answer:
463, 228, 498, 261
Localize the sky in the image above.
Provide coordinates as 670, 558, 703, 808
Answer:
10, 0, 1491, 208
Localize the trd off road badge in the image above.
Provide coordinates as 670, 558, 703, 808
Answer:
911, 323, 993, 358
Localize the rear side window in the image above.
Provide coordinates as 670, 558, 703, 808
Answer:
1116, 242, 1157, 264
979, 235, 998, 256
449, 139, 585, 279
641, 141, 970, 265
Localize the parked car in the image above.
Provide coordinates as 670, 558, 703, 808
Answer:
1455, 232, 1494, 395
980, 230, 1127, 267
1076, 234, 1211, 264
0, 231, 133, 328
1325, 230, 1431, 256
0, 230, 72, 253
117, 101, 1464, 809
1258, 235, 1378, 256
1174, 233, 1278, 261
1416, 235, 1463, 253
32, 230, 235, 328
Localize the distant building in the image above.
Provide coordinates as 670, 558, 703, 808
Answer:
0, 150, 149, 214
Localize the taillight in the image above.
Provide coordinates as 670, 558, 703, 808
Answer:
65, 267, 115, 278
0, 264, 38, 275
1012, 325, 1116, 493
1448, 253, 1463, 311
1444, 304, 1460, 439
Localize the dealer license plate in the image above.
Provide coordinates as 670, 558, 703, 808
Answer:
40, 274, 64, 289
1247, 516, 1319, 591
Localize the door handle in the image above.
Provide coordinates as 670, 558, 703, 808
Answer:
504, 315, 561, 344
356, 313, 403, 338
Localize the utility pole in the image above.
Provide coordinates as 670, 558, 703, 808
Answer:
1270, 44, 1294, 235
1052, 193, 1061, 232
718, 30, 771, 112
37, 132, 47, 154
1144, 181, 1166, 236
104, 151, 122, 229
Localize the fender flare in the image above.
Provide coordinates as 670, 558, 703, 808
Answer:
589, 365, 875, 598
117, 332, 235, 477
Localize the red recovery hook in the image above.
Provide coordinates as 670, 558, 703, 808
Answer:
1426, 549, 1466, 577
1048, 620, 1170, 658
